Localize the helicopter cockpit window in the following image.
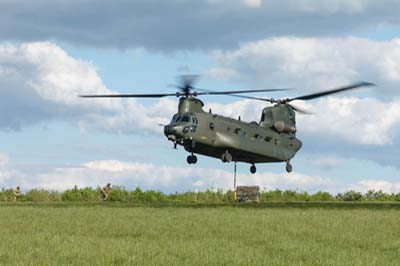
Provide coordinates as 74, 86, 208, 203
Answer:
179, 113, 198, 125
170, 114, 180, 124
181, 116, 190, 123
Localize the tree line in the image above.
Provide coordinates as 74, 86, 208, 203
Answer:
1, 186, 400, 203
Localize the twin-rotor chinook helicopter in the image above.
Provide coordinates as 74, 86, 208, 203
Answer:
81, 76, 373, 174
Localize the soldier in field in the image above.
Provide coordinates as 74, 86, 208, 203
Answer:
14, 186, 22, 202
100, 183, 112, 201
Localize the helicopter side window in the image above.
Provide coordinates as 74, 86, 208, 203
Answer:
254, 134, 262, 141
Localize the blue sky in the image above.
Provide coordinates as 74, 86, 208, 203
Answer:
0, 0, 399, 193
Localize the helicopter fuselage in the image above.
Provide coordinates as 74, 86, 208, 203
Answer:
81, 78, 372, 174
164, 97, 302, 170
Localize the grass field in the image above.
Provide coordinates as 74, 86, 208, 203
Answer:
0, 203, 399, 266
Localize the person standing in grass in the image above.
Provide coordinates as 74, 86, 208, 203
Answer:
100, 183, 112, 201
14, 186, 22, 202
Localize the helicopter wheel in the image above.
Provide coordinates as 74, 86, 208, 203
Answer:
286, 162, 292, 173
187, 155, 197, 165
250, 164, 256, 174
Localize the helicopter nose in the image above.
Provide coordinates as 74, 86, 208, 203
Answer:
164, 125, 183, 143
164, 125, 177, 136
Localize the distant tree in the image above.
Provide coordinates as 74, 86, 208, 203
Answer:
0, 188, 16, 202
336, 190, 363, 202
311, 191, 335, 201
108, 186, 130, 202
25, 189, 55, 202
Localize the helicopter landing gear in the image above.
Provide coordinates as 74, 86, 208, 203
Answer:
221, 150, 232, 163
187, 154, 197, 164
250, 164, 256, 174
285, 161, 292, 173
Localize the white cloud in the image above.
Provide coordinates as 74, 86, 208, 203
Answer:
352, 180, 400, 193
0, 42, 175, 133
3, 157, 400, 194
0, 153, 398, 193
0, 157, 336, 192
244, 0, 263, 8
208, 0, 263, 8
298, 97, 400, 145
206, 37, 400, 146
210, 37, 400, 93
2, 39, 400, 147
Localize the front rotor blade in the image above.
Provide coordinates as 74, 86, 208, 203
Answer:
290, 81, 375, 101
196, 88, 292, 95
80, 93, 179, 98
179, 74, 199, 88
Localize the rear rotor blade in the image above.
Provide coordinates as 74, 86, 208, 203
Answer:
288, 104, 313, 115
221, 94, 275, 102
290, 81, 375, 101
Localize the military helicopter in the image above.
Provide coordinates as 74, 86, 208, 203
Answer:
81, 76, 373, 174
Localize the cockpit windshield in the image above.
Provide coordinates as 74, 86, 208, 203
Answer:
171, 114, 180, 124
181, 116, 190, 123
170, 113, 198, 125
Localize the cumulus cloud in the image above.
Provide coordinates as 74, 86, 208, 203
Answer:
2, 41, 399, 148
0, 156, 336, 192
0, 42, 175, 133
299, 97, 400, 145
209, 37, 400, 94
1, 156, 399, 194
1, 1, 400, 50
206, 37, 400, 146
352, 180, 400, 193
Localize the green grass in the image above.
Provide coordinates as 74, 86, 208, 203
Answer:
0, 204, 399, 266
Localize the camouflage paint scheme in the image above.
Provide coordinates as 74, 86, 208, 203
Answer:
81, 79, 373, 173
164, 97, 302, 167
